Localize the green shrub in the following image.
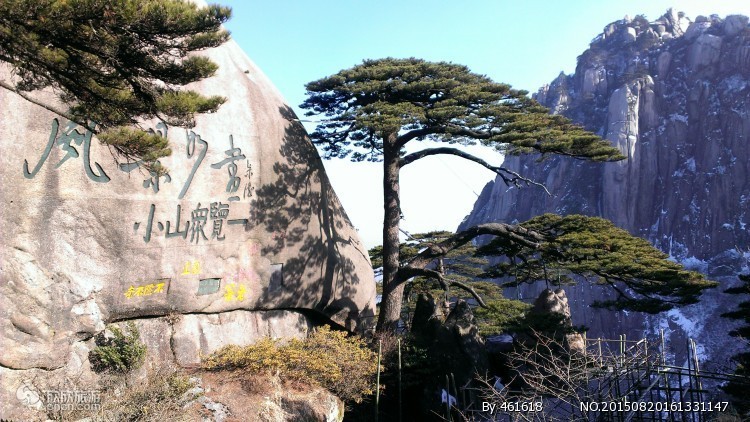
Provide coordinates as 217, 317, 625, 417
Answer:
202, 326, 378, 403
89, 322, 147, 373
474, 298, 532, 336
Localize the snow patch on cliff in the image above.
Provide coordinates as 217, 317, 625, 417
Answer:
685, 158, 696, 173
669, 113, 689, 123
680, 256, 709, 273
666, 308, 702, 339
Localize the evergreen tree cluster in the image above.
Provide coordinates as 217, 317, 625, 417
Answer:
302, 57, 626, 332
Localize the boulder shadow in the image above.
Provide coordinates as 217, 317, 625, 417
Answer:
248, 105, 375, 332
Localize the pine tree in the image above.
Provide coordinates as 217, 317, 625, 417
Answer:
476, 214, 716, 312
0, 0, 231, 172
301, 58, 625, 332
368, 216, 715, 335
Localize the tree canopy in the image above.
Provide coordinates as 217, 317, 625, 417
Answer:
301, 57, 623, 166
302, 57, 627, 332
0, 0, 231, 171
371, 215, 715, 320
476, 214, 716, 312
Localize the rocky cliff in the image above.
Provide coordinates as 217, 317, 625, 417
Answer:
460, 11, 749, 371
0, 27, 374, 422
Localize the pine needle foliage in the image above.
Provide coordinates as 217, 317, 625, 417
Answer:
0, 0, 231, 171
473, 298, 533, 336
370, 233, 533, 336
301, 57, 624, 162
370, 213, 716, 334
369, 230, 488, 302
89, 322, 147, 373
478, 214, 717, 313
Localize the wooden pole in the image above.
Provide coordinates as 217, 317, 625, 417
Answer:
376, 339, 381, 422
450, 372, 459, 410
661, 329, 674, 422
445, 374, 452, 422
398, 338, 402, 422
687, 338, 695, 421
691, 338, 703, 422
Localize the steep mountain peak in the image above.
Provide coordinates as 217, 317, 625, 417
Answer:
467, 10, 749, 268
460, 9, 749, 371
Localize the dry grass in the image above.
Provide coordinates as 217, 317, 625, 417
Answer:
42, 366, 201, 422
202, 325, 378, 404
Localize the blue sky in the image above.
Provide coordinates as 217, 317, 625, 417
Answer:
219, 1, 749, 248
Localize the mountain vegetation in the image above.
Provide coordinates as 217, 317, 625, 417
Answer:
301, 57, 625, 332
202, 326, 378, 404
369, 214, 716, 336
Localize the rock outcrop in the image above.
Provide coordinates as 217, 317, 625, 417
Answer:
410, 295, 488, 419
0, 21, 374, 422
194, 372, 345, 422
412, 295, 488, 385
527, 289, 586, 354
460, 11, 749, 372
464, 10, 749, 265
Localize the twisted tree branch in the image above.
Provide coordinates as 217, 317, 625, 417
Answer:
397, 267, 488, 307
0, 79, 92, 131
400, 146, 551, 195
394, 222, 545, 290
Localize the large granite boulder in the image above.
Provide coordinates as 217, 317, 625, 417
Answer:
0, 27, 374, 420
195, 371, 345, 422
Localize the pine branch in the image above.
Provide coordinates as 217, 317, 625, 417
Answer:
400, 146, 551, 194
397, 267, 488, 307
0, 79, 93, 131
396, 222, 545, 285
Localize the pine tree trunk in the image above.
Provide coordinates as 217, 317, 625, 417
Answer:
376, 135, 404, 332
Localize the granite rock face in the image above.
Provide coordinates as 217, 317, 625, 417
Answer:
460, 10, 749, 372
410, 296, 487, 419
528, 289, 585, 354
0, 25, 374, 421
196, 371, 345, 422
465, 11, 750, 263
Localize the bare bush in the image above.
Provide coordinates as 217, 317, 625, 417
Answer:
476, 331, 663, 421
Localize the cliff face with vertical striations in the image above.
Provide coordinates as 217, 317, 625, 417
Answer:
460, 11, 749, 370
